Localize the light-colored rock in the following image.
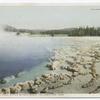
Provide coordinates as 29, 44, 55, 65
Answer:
34, 78, 42, 85
10, 85, 22, 94
41, 74, 50, 78
46, 63, 52, 69
40, 87, 48, 93
59, 74, 65, 80
10, 87, 18, 93
31, 88, 37, 93
1, 88, 10, 94
41, 74, 53, 81
14, 84, 22, 92
51, 60, 60, 70
0, 89, 2, 94
18, 82, 30, 90
77, 65, 89, 75
30, 85, 38, 93
27, 80, 34, 88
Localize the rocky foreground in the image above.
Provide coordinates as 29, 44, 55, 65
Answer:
1, 39, 100, 95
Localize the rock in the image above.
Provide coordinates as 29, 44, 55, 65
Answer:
34, 78, 42, 85
48, 84, 55, 89
14, 84, 22, 92
50, 56, 55, 61
41, 74, 50, 78
78, 66, 89, 75
89, 86, 100, 94
10, 87, 17, 93
41, 74, 53, 81
27, 80, 34, 88
1, 88, 10, 94
60, 64, 68, 70
30, 88, 37, 94
18, 82, 30, 90
46, 63, 52, 69
59, 74, 65, 80
42, 77, 53, 84
53, 74, 59, 82
51, 60, 60, 70
48, 82, 63, 89
63, 81, 69, 85
29, 85, 38, 93
40, 87, 48, 93
65, 59, 74, 66
30, 84, 49, 94
81, 78, 96, 88
31, 89, 37, 93
10, 85, 22, 94
55, 82, 63, 88
66, 66, 78, 73
0, 89, 2, 94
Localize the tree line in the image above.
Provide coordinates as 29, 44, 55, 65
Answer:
41, 26, 100, 36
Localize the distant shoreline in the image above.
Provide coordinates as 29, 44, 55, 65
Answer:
3, 25, 100, 36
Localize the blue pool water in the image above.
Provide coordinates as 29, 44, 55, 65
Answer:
0, 31, 67, 79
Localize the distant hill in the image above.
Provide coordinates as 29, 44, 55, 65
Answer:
3, 25, 43, 35
4, 25, 17, 32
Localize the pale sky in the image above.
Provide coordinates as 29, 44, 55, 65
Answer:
0, 6, 100, 29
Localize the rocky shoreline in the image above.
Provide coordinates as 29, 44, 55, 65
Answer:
1, 40, 100, 94
0, 73, 72, 94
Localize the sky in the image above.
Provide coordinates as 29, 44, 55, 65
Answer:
0, 6, 100, 29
